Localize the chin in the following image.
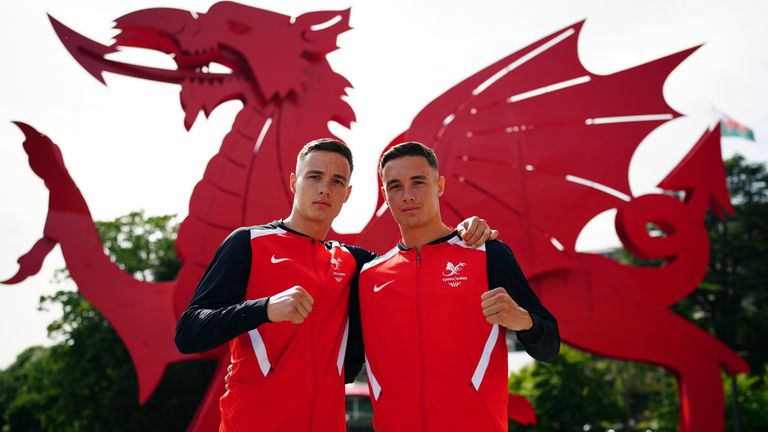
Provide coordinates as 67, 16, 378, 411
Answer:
397, 216, 423, 229
311, 209, 340, 222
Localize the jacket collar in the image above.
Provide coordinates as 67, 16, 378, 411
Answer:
397, 229, 459, 252
272, 219, 322, 242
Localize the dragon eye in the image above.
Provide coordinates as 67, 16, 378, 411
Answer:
226, 20, 252, 35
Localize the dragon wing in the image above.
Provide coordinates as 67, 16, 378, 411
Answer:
357, 21, 698, 276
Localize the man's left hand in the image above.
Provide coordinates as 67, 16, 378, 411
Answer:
481, 287, 533, 331
457, 216, 499, 247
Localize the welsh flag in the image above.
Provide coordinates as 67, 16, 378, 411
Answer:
720, 116, 756, 141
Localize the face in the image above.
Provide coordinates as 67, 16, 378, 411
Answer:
290, 151, 352, 225
381, 156, 445, 230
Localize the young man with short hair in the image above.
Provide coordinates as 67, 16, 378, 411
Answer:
175, 138, 496, 431
359, 142, 559, 432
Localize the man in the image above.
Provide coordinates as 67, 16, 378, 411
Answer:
174, 138, 496, 431
358, 142, 559, 432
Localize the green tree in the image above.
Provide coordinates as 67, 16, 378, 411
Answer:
508, 346, 678, 432
724, 370, 768, 431
508, 346, 624, 432
0, 347, 50, 432
0, 211, 214, 431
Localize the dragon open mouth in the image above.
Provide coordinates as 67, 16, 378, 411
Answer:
50, 15, 246, 85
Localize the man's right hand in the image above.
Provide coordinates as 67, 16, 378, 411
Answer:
224, 363, 233, 391
266, 286, 314, 324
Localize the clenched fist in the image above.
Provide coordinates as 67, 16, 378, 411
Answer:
267, 286, 314, 324
481, 287, 533, 331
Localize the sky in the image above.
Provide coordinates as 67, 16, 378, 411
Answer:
1, 0, 766, 369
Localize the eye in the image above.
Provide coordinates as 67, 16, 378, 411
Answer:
227, 20, 252, 35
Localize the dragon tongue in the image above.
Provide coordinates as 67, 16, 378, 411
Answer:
658, 125, 734, 218
49, 14, 117, 84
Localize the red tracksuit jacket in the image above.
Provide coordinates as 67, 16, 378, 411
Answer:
175, 221, 375, 431
220, 224, 356, 431
358, 232, 559, 432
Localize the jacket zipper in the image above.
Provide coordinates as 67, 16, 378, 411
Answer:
309, 238, 320, 430
415, 250, 428, 432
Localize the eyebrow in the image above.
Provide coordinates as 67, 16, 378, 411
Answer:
385, 174, 428, 187
306, 170, 348, 182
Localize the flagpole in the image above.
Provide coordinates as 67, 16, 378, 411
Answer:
730, 373, 741, 432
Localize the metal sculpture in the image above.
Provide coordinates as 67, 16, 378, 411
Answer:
3, 3, 748, 431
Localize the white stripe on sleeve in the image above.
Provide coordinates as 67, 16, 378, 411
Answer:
365, 355, 382, 400
337, 318, 350, 375
471, 324, 499, 390
248, 328, 271, 377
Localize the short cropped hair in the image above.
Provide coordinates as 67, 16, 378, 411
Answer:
379, 141, 438, 176
298, 138, 354, 173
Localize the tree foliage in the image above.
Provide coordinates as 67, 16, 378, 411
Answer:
0, 211, 214, 432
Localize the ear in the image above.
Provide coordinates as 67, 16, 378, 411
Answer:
289, 172, 297, 193
437, 176, 446, 197
344, 184, 352, 203
293, 9, 351, 55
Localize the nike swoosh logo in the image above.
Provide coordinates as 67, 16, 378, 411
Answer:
373, 280, 394, 293
271, 255, 291, 264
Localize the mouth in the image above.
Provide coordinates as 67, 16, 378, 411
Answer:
313, 201, 332, 207
401, 206, 420, 214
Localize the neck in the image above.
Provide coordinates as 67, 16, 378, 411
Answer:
400, 221, 453, 253
282, 214, 331, 240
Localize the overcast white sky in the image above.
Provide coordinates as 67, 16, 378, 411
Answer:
1, 0, 766, 368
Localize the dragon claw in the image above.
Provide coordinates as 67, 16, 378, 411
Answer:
2, 237, 57, 285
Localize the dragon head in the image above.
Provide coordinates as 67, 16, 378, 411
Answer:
49, 2, 351, 129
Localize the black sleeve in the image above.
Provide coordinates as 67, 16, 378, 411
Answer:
343, 245, 378, 383
486, 240, 560, 362
174, 228, 270, 354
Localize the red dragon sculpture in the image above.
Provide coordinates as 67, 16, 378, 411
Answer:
3, 3, 749, 431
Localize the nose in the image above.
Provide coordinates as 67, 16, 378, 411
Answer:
318, 180, 331, 196
401, 185, 416, 202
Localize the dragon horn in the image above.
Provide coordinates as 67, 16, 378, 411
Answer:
294, 8, 352, 55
